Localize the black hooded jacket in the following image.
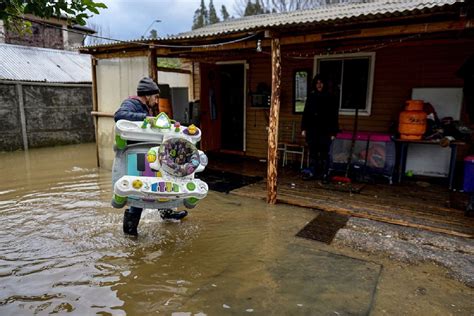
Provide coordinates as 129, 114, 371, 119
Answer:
301, 90, 340, 142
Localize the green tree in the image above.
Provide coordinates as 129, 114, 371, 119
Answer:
244, 0, 253, 16
254, 0, 264, 14
208, 0, 220, 24
221, 5, 230, 20
0, 0, 107, 31
157, 58, 182, 69
244, 0, 267, 16
149, 29, 158, 39
192, 0, 208, 30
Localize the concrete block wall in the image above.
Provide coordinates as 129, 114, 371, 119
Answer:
0, 83, 23, 151
0, 82, 95, 151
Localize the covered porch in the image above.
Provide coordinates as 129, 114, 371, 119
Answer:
203, 153, 474, 238
80, 0, 474, 238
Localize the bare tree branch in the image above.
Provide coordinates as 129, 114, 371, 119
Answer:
234, 0, 361, 16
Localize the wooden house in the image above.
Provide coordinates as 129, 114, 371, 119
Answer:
81, 0, 474, 203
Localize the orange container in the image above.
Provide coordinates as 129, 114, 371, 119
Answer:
398, 100, 427, 140
405, 99, 424, 111
159, 98, 173, 118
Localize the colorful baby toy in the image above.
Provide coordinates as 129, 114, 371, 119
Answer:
111, 112, 208, 210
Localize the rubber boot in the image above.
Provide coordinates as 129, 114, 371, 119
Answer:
466, 194, 474, 217
302, 166, 315, 180
160, 209, 188, 221
123, 209, 140, 236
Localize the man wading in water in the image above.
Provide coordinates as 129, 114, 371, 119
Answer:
114, 77, 188, 236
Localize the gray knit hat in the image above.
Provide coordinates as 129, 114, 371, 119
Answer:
137, 77, 160, 96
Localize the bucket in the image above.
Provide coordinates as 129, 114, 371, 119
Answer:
159, 98, 173, 118
463, 155, 474, 192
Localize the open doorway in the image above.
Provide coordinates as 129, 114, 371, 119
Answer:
218, 63, 245, 152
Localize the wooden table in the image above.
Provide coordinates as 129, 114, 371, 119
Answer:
395, 139, 465, 190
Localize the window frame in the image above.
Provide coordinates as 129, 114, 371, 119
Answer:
293, 69, 311, 114
314, 52, 376, 116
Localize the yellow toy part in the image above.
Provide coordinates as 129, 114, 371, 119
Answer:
132, 179, 143, 189
187, 124, 197, 135
147, 149, 157, 163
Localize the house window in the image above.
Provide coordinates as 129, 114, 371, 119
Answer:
293, 70, 309, 113
314, 52, 375, 115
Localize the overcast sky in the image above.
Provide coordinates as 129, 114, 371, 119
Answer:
86, 0, 237, 42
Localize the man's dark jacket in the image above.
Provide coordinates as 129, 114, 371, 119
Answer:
114, 97, 150, 122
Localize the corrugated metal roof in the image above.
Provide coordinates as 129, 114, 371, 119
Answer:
80, 0, 462, 51
169, 0, 461, 40
0, 43, 91, 83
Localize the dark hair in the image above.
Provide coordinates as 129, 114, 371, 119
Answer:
311, 74, 327, 92
312, 73, 326, 85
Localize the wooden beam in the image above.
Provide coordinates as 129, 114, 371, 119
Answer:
88, 47, 173, 59
162, 19, 474, 56
91, 111, 114, 118
281, 19, 474, 45
92, 50, 149, 59
267, 37, 281, 204
157, 66, 191, 74
148, 48, 158, 82
91, 57, 100, 167
192, 62, 196, 101
91, 57, 98, 113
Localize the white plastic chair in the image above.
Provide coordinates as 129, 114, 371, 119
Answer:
278, 121, 306, 169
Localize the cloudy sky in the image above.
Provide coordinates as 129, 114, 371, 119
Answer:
86, 0, 238, 42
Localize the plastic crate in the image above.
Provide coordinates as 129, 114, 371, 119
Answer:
464, 155, 474, 192
329, 132, 395, 183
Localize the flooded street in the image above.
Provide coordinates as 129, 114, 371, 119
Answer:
0, 144, 473, 315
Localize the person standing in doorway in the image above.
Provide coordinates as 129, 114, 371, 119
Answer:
114, 77, 188, 236
301, 74, 340, 181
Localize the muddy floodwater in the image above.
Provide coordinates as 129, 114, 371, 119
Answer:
0, 143, 473, 315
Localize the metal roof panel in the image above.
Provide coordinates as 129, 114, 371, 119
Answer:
0, 43, 91, 83
168, 0, 460, 40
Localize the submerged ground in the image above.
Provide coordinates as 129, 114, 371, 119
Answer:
0, 143, 472, 315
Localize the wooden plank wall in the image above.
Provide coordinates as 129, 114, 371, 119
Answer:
246, 55, 272, 157
349, 39, 474, 134
245, 54, 313, 157
193, 38, 474, 159
191, 61, 200, 101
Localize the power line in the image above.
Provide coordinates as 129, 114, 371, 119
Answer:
7, 13, 259, 49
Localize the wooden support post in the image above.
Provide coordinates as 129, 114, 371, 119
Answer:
148, 48, 158, 82
16, 83, 28, 151
267, 37, 281, 204
91, 56, 100, 167
191, 62, 196, 101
